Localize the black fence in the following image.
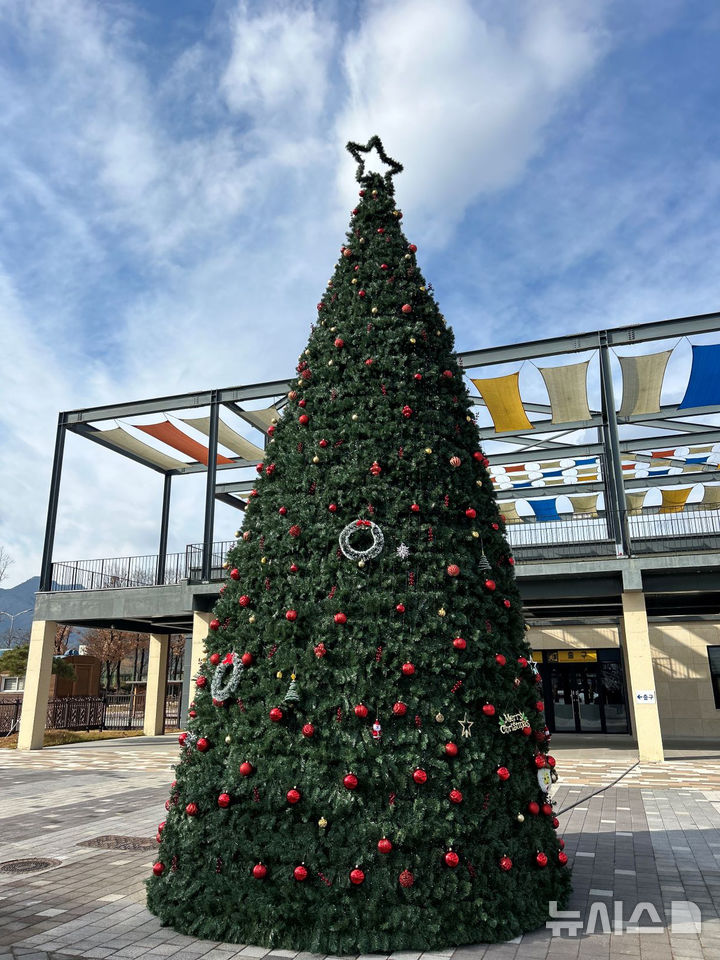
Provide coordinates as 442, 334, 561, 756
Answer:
0, 693, 181, 736
51, 553, 187, 592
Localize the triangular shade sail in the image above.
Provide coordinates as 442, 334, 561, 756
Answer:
617, 350, 672, 417
679, 344, 720, 408
538, 360, 592, 424
659, 487, 692, 514
136, 422, 234, 466
95, 427, 188, 472
471, 373, 533, 432
234, 406, 282, 433
181, 417, 266, 462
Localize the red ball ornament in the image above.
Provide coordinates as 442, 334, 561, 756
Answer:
465, 508, 476, 519
209, 653, 220, 666
287, 788, 301, 805
499, 855, 513, 872
528, 801, 540, 816
536, 701, 545, 713
444, 851, 460, 868
412, 768, 427, 785
395, 603, 406, 613
209, 619, 220, 631
185, 802, 198, 816
377, 227, 385, 234
536, 852, 548, 868
518, 656, 528, 668
239, 761, 254, 777
484, 579, 496, 591
392, 701, 407, 716
401, 662, 415, 676
558, 851, 569, 866
497, 766, 510, 781
380, 263, 388, 270
269, 707, 284, 723
542, 802, 553, 816
350, 868, 365, 885
302, 722, 315, 737
552, 816, 560, 828
278, 506, 287, 515
152, 862, 165, 876
401, 304, 412, 314
178, 732, 187, 745
319, 438, 328, 448
534, 754, 546, 768
218, 793, 231, 808
559, 838, 565, 849
298, 414, 309, 425
241, 652, 254, 666
547, 755, 556, 767
482, 703, 496, 716
196, 737, 209, 752
298, 398, 306, 407
398, 869, 414, 888
252, 863, 267, 879
329, 503, 337, 512
158, 821, 165, 833
290, 563, 299, 573
453, 637, 466, 650
358, 289, 366, 298
447, 564, 460, 577
449, 788, 463, 804
188, 710, 197, 718
343, 773, 358, 790
354, 703, 369, 718
285, 609, 298, 621
378, 838, 393, 854
334, 612, 347, 625
495, 653, 506, 666
293, 865, 308, 882
503, 599, 511, 608
343, 247, 352, 257
334, 338, 344, 349
289, 524, 301, 538
239, 594, 250, 607
196, 675, 207, 688
445, 742, 459, 757
410, 503, 420, 512
414, 373, 422, 381
230, 568, 240, 580
408, 244, 417, 253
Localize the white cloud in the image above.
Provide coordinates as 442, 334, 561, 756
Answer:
335, 0, 607, 243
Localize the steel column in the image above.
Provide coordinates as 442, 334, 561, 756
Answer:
156, 474, 172, 585
201, 394, 220, 581
39, 415, 67, 592
599, 335, 630, 556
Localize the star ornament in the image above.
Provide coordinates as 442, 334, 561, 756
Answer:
346, 135, 404, 189
459, 713, 474, 738
396, 542, 410, 560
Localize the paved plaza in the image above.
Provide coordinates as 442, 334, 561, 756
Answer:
1, 736, 719, 960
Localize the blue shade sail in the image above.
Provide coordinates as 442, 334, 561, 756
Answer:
528, 498, 561, 522
679, 344, 720, 408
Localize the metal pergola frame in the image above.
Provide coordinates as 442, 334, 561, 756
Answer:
39, 310, 720, 592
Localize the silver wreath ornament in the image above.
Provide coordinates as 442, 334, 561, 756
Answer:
211, 652, 244, 705
338, 519, 385, 561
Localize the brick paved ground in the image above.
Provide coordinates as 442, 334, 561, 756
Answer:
1, 736, 719, 960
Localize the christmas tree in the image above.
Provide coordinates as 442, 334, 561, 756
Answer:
147, 137, 571, 952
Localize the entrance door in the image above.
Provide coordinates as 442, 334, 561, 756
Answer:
547, 662, 628, 733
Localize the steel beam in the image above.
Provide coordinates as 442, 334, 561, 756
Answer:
201, 394, 219, 581
476, 415, 603, 441
156, 474, 172, 585
600, 334, 630, 554
39, 416, 67, 593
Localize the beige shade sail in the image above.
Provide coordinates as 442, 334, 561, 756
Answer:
538, 360, 592, 424
471, 373, 533, 432
626, 491, 647, 515
659, 487, 692, 514
234, 406, 282, 434
96, 427, 188, 472
498, 501, 522, 523
701, 486, 720, 509
617, 350, 672, 417
181, 417, 265, 462
570, 494, 599, 517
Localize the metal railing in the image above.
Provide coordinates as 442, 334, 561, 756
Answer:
0, 693, 181, 735
51, 552, 187, 591
185, 540, 236, 582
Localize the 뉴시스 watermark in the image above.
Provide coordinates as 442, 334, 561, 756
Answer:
547, 900, 701, 936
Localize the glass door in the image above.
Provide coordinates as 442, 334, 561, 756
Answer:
546, 660, 630, 733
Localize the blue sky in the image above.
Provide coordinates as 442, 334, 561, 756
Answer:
1, 0, 720, 585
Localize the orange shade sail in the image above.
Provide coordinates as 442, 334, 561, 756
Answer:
136, 422, 234, 466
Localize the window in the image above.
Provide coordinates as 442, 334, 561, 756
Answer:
1, 676, 24, 692
708, 646, 720, 709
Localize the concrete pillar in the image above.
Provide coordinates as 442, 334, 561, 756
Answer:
620, 590, 664, 763
178, 635, 193, 727
185, 611, 211, 716
17, 619, 57, 750
143, 634, 169, 737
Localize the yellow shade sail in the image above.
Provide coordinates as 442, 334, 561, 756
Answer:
538, 360, 592, 424
570, 494, 599, 517
181, 417, 265, 462
626, 491, 647, 515
95, 427, 188, 472
659, 487, 692, 514
234, 406, 282, 434
471, 373, 533, 433
498, 501, 522, 523
617, 350, 672, 417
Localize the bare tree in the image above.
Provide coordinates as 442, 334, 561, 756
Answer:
83, 627, 134, 691
54, 624, 72, 655
0, 547, 12, 586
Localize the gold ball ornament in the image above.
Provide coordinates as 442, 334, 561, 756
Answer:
225, 735, 232, 744
371, 306, 378, 314
351, 278, 358, 285
313, 455, 320, 464
276, 671, 283, 679
472, 531, 479, 538
435, 712, 445, 722
517, 813, 525, 823
352, 413, 359, 421
419, 286, 426, 291
330, 326, 336, 332
405, 253, 411, 260
318, 816, 328, 829
438, 607, 446, 617
297, 379, 303, 386
249, 615, 256, 623
409, 337, 416, 344
359, 237, 365, 244
425, 447, 432, 454
222, 562, 229, 569
261, 556, 267, 564
327, 360, 333, 366
358, 559, 365, 568
304, 349, 310, 356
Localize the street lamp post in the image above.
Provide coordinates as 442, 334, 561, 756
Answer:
0, 608, 33, 647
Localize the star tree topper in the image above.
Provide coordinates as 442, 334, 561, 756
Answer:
346, 135, 404, 190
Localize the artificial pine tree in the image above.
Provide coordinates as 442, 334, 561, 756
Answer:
147, 137, 571, 952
